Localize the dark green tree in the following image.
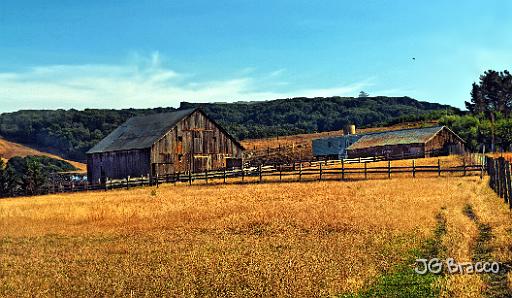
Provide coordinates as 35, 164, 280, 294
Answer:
465, 69, 512, 151
358, 91, 370, 98
0, 160, 20, 197
21, 159, 47, 196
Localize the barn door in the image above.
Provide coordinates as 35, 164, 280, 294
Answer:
193, 156, 210, 172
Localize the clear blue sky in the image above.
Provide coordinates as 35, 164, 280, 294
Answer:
1, 1, 511, 112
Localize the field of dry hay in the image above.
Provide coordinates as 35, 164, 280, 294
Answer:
0, 176, 511, 297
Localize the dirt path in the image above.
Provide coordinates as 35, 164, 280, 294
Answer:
463, 204, 511, 297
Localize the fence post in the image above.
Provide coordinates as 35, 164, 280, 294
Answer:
156, 171, 159, 188
502, 159, 507, 199
504, 161, 511, 205
364, 162, 367, 179
463, 159, 466, 176
412, 160, 416, 178
105, 177, 109, 191
223, 168, 227, 184
259, 165, 262, 183
490, 158, 495, 190
437, 159, 441, 177
508, 162, 512, 209
241, 165, 245, 182
205, 169, 208, 184
189, 171, 192, 186
480, 159, 484, 180
126, 176, 130, 190
495, 159, 500, 193
498, 159, 503, 198
279, 164, 282, 181
502, 159, 507, 200
299, 163, 303, 181
388, 160, 391, 179
319, 163, 323, 181
342, 159, 345, 180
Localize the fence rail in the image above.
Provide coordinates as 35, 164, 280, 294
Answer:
78, 159, 485, 192
7, 157, 485, 198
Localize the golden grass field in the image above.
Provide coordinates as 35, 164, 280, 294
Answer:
0, 138, 86, 172
1, 172, 511, 297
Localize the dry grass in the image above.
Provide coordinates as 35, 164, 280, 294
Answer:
0, 175, 510, 297
0, 138, 86, 172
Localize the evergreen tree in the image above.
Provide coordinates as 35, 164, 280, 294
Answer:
21, 159, 47, 196
0, 160, 19, 197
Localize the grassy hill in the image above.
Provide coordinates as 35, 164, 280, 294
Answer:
0, 96, 460, 161
0, 138, 86, 172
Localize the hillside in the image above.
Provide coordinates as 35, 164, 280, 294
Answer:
0, 96, 460, 161
0, 138, 86, 172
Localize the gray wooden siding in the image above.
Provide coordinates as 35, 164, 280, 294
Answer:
151, 110, 243, 175
87, 149, 151, 184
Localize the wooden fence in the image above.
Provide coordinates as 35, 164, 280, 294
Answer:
115, 158, 484, 189
486, 156, 512, 209
9, 157, 485, 198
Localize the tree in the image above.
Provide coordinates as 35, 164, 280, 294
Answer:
21, 159, 47, 196
0, 160, 19, 197
465, 69, 512, 151
358, 91, 370, 98
466, 70, 512, 118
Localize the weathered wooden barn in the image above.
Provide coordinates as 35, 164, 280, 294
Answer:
86, 108, 244, 184
345, 126, 465, 159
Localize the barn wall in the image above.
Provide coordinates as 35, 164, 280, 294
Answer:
424, 128, 465, 156
347, 143, 425, 159
87, 149, 151, 184
151, 110, 244, 175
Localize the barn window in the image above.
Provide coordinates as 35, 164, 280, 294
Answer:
177, 135, 183, 142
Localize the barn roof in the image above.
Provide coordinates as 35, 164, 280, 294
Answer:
87, 108, 198, 154
346, 126, 464, 151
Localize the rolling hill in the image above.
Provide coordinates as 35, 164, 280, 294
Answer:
0, 138, 86, 172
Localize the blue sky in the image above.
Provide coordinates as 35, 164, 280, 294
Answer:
0, 1, 511, 112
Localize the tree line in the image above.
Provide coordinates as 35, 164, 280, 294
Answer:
441, 70, 512, 152
0, 96, 458, 161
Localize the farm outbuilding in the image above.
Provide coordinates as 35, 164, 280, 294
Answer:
312, 126, 465, 160
86, 108, 244, 184
346, 126, 465, 159
312, 135, 361, 159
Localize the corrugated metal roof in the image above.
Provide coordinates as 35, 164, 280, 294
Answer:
346, 126, 450, 150
87, 108, 197, 154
